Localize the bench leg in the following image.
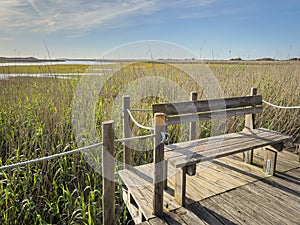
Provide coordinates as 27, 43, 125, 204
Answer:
263, 147, 278, 175
297, 144, 300, 163
299, 145, 300, 163
175, 167, 186, 206
243, 149, 254, 164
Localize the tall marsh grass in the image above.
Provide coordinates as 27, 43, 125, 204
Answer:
0, 61, 299, 224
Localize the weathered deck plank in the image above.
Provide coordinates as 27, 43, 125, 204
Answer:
129, 150, 299, 224
240, 183, 300, 224
208, 194, 255, 225
200, 198, 239, 225
184, 202, 224, 225
221, 186, 285, 225
220, 191, 273, 225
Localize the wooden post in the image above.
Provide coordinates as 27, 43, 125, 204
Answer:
153, 113, 166, 216
123, 95, 131, 169
102, 121, 115, 225
245, 87, 257, 130
243, 87, 257, 164
189, 91, 197, 141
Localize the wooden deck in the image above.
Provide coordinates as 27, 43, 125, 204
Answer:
120, 149, 300, 224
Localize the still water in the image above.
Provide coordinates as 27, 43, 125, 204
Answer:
0, 60, 116, 80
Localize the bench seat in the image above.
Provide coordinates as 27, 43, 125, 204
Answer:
165, 128, 291, 169
164, 128, 291, 206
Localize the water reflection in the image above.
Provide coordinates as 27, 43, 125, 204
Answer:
0, 60, 114, 66
0, 73, 105, 80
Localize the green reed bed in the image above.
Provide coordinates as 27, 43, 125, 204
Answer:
0, 64, 89, 74
0, 77, 105, 224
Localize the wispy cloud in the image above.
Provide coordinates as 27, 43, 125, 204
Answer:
0, 0, 157, 33
157, 0, 215, 9
157, 0, 241, 20
0, 0, 217, 34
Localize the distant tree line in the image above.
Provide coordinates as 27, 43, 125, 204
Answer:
229, 57, 300, 61
289, 57, 300, 61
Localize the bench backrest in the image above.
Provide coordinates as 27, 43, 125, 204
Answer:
152, 95, 263, 126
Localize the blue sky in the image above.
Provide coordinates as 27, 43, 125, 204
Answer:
1, 0, 300, 59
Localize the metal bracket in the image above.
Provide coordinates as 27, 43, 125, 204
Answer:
161, 132, 169, 144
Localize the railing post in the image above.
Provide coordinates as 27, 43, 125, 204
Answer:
123, 95, 131, 169
189, 91, 197, 141
153, 113, 166, 216
244, 87, 257, 164
102, 120, 115, 225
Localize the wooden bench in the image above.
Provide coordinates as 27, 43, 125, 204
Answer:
152, 88, 292, 206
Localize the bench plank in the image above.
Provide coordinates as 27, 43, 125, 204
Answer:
165, 128, 288, 157
168, 134, 289, 168
166, 106, 263, 125
152, 95, 262, 116
165, 128, 291, 168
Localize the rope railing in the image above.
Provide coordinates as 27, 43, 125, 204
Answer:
0, 142, 103, 171
126, 109, 155, 131
120, 108, 152, 113
128, 108, 152, 112
262, 100, 300, 109
116, 133, 155, 142
0, 134, 156, 171
119, 108, 152, 117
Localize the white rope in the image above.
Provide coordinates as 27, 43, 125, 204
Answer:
0, 142, 103, 170
263, 100, 300, 109
120, 109, 152, 114
119, 108, 152, 117
129, 109, 152, 112
161, 132, 169, 144
127, 109, 155, 131
116, 134, 155, 142
0, 134, 157, 171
